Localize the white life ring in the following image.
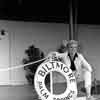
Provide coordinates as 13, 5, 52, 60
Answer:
34, 61, 77, 100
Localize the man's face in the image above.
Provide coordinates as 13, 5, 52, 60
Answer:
68, 44, 78, 55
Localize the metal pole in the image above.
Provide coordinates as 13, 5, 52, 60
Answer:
69, 0, 74, 40
74, 0, 78, 40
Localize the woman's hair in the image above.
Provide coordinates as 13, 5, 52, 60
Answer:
58, 40, 82, 53
67, 40, 78, 47
67, 40, 82, 53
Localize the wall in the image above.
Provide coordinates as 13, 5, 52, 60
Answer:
0, 20, 100, 85
78, 25, 100, 80
0, 32, 9, 85
0, 20, 68, 85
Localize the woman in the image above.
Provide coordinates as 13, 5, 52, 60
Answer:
47, 40, 93, 99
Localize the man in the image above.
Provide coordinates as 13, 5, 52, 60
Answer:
47, 40, 93, 99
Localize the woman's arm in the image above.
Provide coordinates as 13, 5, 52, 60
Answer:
80, 54, 92, 72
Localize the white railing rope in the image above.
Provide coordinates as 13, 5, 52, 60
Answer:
0, 57, 47, 72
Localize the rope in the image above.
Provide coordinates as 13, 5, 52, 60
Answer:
0, 57, 47, 72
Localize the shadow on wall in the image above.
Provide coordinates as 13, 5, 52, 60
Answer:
22, 44, 45, 85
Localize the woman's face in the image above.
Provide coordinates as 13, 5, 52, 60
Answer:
68, 44, 78, 55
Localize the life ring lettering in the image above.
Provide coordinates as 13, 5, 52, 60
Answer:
34, 61, 77, 100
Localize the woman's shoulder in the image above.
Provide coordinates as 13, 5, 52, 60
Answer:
77, 53, 85, 59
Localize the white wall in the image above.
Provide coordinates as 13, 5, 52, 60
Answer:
0, 33, 9, 85
0, 20, 68, 85
78, 25, 100, 80
0, 20, 100, 85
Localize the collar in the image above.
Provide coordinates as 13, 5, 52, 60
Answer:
68, 53, 78, 61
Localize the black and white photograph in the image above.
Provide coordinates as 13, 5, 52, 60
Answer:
0, 0, 100, 100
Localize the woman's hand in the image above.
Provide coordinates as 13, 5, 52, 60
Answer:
46, 52, 58, 61
73, 71, 80, 80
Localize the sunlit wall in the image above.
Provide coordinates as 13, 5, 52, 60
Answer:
0, 20, 68, 85
0, 20, 100, 85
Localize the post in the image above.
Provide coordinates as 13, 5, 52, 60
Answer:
74, 0, 78, 40
9, 32, 11, 84
69, 0, 74, 40
50, 71, 53, 94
